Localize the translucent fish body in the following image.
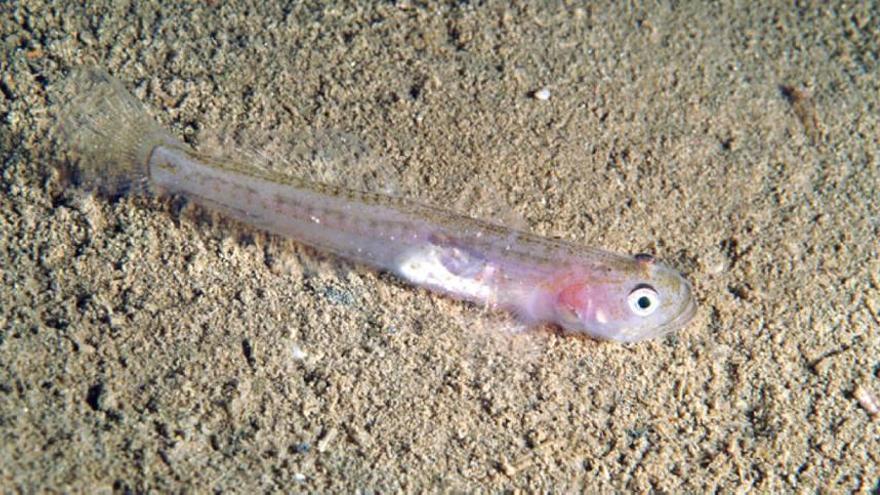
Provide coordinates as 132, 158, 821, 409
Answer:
57, 68, 696, 342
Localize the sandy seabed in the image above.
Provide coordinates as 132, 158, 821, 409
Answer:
1, 1, 878, 492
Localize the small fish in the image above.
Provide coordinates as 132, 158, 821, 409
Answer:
55, 68, 696, 343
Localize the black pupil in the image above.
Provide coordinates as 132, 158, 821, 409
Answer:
637, 296, 652, 309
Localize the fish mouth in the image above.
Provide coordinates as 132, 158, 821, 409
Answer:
655, 280, 698, 338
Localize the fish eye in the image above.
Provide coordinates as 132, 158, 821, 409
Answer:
628, 285, 659, 317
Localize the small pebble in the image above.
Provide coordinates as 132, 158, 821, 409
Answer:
533, 87, 551, 101
317, 427, 337, 452
291, 345, 308, 361
855, 385, 879, 418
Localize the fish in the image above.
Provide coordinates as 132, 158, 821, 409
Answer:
54, 67, 696, 343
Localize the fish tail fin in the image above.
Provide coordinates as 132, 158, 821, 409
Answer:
52, 67, 183, 197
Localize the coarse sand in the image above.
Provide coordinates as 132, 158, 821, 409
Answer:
1, 1, 878, 492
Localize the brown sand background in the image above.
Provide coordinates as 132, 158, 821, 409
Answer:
2, 1, 879, 492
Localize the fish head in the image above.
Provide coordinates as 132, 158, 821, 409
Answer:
553, 253, 696, 343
